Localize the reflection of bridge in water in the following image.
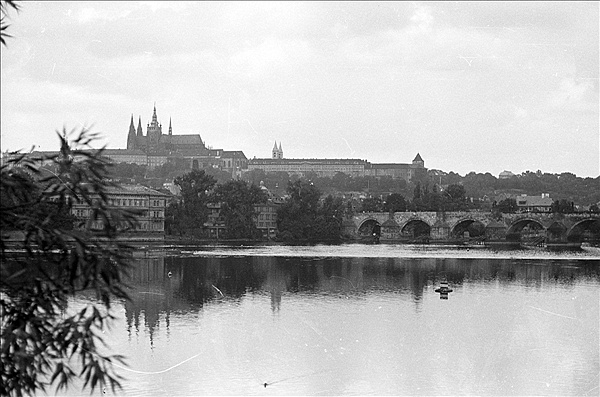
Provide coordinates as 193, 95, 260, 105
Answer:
351, 211, 600, 246
122, 255, 600, 348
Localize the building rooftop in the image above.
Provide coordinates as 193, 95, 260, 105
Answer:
249, 158, 368, 164
369, 163, 413, 169
104, 184, 171, 197
516, 195, 553, 207
166, 135, 205, 145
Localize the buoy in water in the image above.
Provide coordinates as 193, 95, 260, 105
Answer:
435, 281, 453, 293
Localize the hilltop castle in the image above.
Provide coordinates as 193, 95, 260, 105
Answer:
113, 105, 246, 175
126, 104, 208, 156
248, 141, 426, 183
1, 104, 424, 183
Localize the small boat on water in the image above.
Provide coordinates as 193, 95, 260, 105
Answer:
435, 281, 453, 293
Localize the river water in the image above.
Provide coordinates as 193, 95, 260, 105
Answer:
63, 244, 599, 396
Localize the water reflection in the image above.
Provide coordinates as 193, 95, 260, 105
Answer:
124, 254, 599, 339
77, 248, 600, 396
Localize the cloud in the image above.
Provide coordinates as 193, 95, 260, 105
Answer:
77, 6, 133, 24
513, 106, 528, 119
139, 1, 189, 13
1, 78, 135, 150
2, 2, 598, 177
547, 78, 597, 112
408, 4, 434, 35
228, 37, 313, 82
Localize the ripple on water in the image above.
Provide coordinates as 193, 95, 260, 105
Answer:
181, 243, 600, 261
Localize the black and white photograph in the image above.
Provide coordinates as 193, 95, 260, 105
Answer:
1, 1, 599, 396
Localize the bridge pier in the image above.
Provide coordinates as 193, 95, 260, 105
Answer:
430, 220, 451, 241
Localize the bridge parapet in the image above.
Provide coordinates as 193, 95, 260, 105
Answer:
350, 211, 600, 243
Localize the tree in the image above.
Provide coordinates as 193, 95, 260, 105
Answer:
383, 193, 408, 212
445, 184, 466, 202
277, 180, 340, 242
422, 187, 442, 211
203, 166, 233, 185
1, 169, 78, 231
496, 198, 518, 213
147, 157, 189, 179
108, 162, 147, 181
210, 180, 267, 239
172, 169, 216, 235
313, 195, 345, 241
552, 199, 575, 214
361, 196, 384, 212
1, 128, 138, 396
413, 182, 422, 200
0, 0, 19, 46
443, 183, 468, 211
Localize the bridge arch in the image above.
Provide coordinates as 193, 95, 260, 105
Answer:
450, 219, 486, 238
401, 219, 431, 239
507, 218, 546, 242
358, 218, 381, 237
566, 219, 600, 243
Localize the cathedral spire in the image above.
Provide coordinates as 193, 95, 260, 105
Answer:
137, 116, 143, 136
127, 114, 136, 150
152, 103, 157, 123
169, 117, 172, 135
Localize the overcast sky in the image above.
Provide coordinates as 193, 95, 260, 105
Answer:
1, 1, 598, 177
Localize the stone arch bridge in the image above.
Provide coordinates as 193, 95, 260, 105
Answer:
350, 211, 600, 245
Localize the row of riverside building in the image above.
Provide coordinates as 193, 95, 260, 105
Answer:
68, 184, 281, 241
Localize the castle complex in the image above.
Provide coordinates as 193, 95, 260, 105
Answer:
116, 105, 426, 182
104, 105, 248, 177
126, 105, 207, 156
1, 104, 426, 182
245, 141, 426, 183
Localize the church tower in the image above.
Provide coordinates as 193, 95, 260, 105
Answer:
146, 104, 163, 154
127, 115, 136, 150
272, 141, 283, 159
412, 153, 424, 168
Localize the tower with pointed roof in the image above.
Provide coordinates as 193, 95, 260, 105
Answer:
272, 141, 283, 159
136, 116, 143, 137
146, 104, 162, 152
412, 153, 424, 168
127, 115, 137, 150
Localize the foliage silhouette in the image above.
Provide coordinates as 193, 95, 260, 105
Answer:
1, 128, 139, 396
209, 180, 267, 239
171, 169, 216, 236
